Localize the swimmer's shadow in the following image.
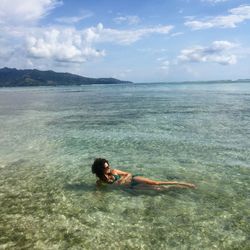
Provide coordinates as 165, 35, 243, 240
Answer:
64, 182, 186, 197
64, 182, 128, 193
64, 182, 122, 193
64, 183, 96, 192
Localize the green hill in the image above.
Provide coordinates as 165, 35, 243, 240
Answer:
0, 67, 132, 87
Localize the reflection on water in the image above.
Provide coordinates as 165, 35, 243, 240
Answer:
0, 83, 250, 249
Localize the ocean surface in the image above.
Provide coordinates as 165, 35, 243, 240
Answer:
0, 82, 249, 249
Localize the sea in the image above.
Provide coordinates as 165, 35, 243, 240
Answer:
0, 82, 249, 249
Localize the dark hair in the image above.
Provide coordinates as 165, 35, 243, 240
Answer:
91, 158, 110, 182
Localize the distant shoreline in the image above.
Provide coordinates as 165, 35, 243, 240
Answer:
0, 67, 249, 87
0, 67, 133, 87
1, 81, 250, 89
136, 79, 250, 84
1, 80, 249, 88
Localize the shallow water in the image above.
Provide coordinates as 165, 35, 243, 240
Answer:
0, 82, 249, 249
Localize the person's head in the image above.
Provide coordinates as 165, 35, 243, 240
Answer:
91, 158, 111, 181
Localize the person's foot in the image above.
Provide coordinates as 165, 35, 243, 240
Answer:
185, 183, 196, 189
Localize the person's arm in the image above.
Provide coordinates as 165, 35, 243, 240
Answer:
112, 169, 132, 184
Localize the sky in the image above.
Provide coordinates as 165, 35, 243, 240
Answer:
0, 0, 250, 82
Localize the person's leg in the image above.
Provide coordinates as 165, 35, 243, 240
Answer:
132, 176, 196, 188
132, 176, 165, 185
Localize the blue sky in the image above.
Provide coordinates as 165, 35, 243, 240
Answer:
0, 0, 250, 82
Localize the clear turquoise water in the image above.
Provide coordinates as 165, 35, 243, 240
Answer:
0, 82, 249, 249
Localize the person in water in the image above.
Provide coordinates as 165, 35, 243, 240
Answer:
91, 158, 196, 190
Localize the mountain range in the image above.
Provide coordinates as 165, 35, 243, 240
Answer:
0, 67, 132, 87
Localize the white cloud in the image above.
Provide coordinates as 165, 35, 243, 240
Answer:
0, 0, 173, 69
160, 60, 170, 70
0, 42, 15, 59
114, 15, 141, 25
55, 11, 93, 24
170, 32, 184, 37
0, 0, 174, 68
0, 0, 62, 24
24, 23, 173, 63
157, 58, 170, 74
26, 27, 105, 63
185, 5, 250, 30
90, 23, 173, 45
178, 40, 238, 65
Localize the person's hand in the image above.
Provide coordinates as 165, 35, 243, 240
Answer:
117, 177, 127, 184
117, 174, 132, 185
